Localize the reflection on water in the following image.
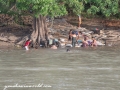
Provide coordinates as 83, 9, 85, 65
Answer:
0, 46, 120, 90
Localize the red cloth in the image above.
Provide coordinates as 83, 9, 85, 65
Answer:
24, 41, 30, 46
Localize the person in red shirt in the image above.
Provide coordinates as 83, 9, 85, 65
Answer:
24, 39, 31, 50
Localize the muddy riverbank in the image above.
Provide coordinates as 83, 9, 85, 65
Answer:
0, 16, 120, 48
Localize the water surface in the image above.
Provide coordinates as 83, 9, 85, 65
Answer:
0, 47, 120, 90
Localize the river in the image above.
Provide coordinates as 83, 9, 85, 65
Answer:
0, 46, 120, 90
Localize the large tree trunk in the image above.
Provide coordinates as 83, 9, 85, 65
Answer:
31, 15, 48, 46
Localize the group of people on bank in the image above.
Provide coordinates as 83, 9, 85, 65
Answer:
68, 29, 97, 47
24, 38, 59, 51
24, 29, 97, 51
23, 14, 98, 51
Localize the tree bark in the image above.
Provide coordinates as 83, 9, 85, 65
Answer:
31, 15, 48, 46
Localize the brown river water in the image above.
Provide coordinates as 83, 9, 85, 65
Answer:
0, 46, 120, 90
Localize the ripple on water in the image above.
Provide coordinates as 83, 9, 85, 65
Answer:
0, 47, 120, 90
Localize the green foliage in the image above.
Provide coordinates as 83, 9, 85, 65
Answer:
0, 0, 9, 13
0, 0, 17, 15
16, 0, 66, 18
16, 0, 84, 18
87, 5, 99, 15
83, 0, 120, 18
65, 0, 84, 15
0, 0, 120, 19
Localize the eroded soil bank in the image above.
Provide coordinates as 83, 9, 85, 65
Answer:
0, 15, 120, 48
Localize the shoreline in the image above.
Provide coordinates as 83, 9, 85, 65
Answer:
0, 41, 118, 50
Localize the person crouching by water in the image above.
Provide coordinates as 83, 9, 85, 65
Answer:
72, 32, 77, 47
24, 39, 31, 50
91, 37, 97, 47
51, 44, 57, 49
82, 35, 89, 47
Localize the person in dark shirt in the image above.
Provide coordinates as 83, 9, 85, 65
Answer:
68, 29, 73, 41
72, 32, 77, 47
